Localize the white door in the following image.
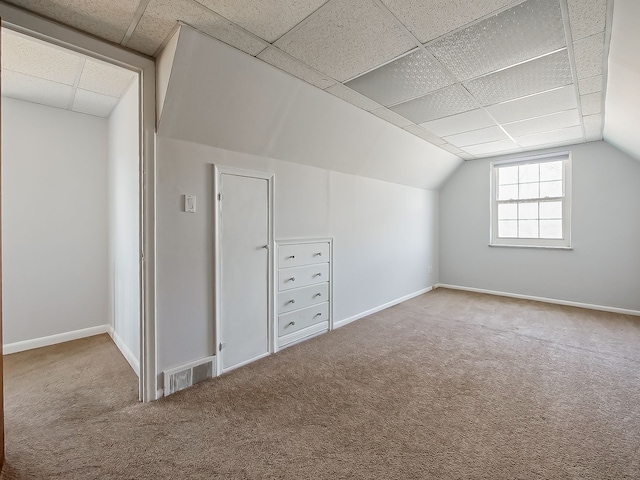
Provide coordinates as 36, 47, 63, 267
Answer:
219, 173, 270, 371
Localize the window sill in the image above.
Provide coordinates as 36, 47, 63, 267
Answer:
489, 244, 573, 250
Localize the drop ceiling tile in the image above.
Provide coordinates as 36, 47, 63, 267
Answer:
419, 108, 496, 137
379, 0, 513, 44
1, 31, 81, 85
578, 75, 603, 95
486, 85, 578, 124
1, 70, 75, 109
72, 89, 119, 117
257, 47, 336, 89
274, 0, 415, 82
403, 124, 427, 135
127, 0, 268, 56
583, 114, 603, 141
7, 0, 140, 43
444, 126, 508, 148
463, 50, 573, 106
573, 32, 604, 79
326, 84, 382, 111
580, 92, 602, 115
78, 59, 137, 97
440, 144, 464, 155
417, 131, 447, 145
428, 0, 566, 81
515, 125, 583, 147
462, 139, 519, 156
502, 109, 580, 137
390, 84, 477, 124
371, 107, 413, 128
567, 0, 607, 42
345, 49, 454, 106
458, 152, 476, 160
194, 0, 328, 42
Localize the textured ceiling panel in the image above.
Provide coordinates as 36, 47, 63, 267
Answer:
345, 49, 454, 106
580, 92, 602, 115
127, 0, 268, 56
502, 109, 580, 137
417, 131, 447, 145
444, 126, 508, 148
573, 32, 605, 79
403, 124, 428, 135
583, 114, 603, 141
419, 108, 496, 137
194, 0, 328, 42
78, 59, 137, 97
462, 139, 519, 156
371, 107, 413, 127
325, 84, 382, 111
428, 0, 566, 81
72, 89, 119, 117
440, 144, 464, 155
1, 70, 75, 109
578, 75, 603, 95
567, 0, 607, 41
274, 0, 415, 81
463, 50, 573, 106
390, 84, 477, 124
257, 46, 336, 89
379, 0, 515, 44
516, 125, 583, 147
486, 85, 578, 123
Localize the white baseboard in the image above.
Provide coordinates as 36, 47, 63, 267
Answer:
436, 284, 640, 317
108, 327, 140, 376
3, 325, 111, 355
333, 286, 434, 329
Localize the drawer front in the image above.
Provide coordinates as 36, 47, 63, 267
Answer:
278, 242, 330, 268
278, 263, 329, 291
277, 282, 329, 314
278, 301, 329, 337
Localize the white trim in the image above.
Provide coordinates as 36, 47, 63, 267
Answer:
436, 284, 640, 317
109, 327, 140, 377
156, 389, 164, 400
334, 286, 433, 329
3, 325, 110, 355
221, 352, 271, 374
277, 321, 330, 349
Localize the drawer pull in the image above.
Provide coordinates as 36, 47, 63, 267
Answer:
313, 293, 322, 298
314, 272, 322, 277
287, 321, 296, 327
288, 277, 296, 282
314, 313, 322, 318
287, 255, 295, 259
287, 299, 295, 304
315, 252, 323, 256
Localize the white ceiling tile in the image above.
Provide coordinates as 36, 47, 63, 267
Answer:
127, 0, 268, 56
72, 89, 119, 117
274, 0, 415, 82
502, 109, 581, 137
440, 144, 464, 155
462, 139, 519, 156
1, 70, 75, 109
428, 0, 566, 81
194, 0, 328, 42
444, 126, 508, 148
417, 131, 447, 145
403, 124, 427, 135
583, 114, 603, 141
578, 75, 603, 95
463, 50, 573, 106
567, 0, 607, 42
573, 32, 604, 79
419, 108, 496, 137
458, 152, 476, 160
515, 125, 584, 147
379, 0, 514, 44
345, 49, 454, 106
390, 84, 477, 124
580, 92, 602, 115
1, 30, 81, 85
486, 85, 578, 124
325, 84, 382, 111
370, 107, 413, 128
257, 46, 336, 89
7, 0, 140, 43
78, 59, 137, 97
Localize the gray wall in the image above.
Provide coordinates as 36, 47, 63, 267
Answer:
439, 141, 640, 311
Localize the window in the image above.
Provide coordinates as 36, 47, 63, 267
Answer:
490, 152, 571, 248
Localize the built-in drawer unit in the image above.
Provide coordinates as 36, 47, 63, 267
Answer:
278, 263, 329, 291
278, 301, 329, 336
278, 242, 330, 269
277, 282, 329, 314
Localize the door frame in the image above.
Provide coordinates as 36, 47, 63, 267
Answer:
213, 165, 275, 376
0, 3, 158, 402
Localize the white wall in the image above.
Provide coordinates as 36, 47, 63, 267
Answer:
107, 81, 140, 373
156, 136, 439, 373
2, 97, 109, 345
440, 141, 640, 312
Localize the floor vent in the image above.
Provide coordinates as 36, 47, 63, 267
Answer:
164, 356, 215, 396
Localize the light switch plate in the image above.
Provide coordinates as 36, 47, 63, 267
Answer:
184, 194, 196, 213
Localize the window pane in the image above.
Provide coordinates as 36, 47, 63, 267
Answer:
540, 161, 562, 181
519, 182, 540, 199
540, 180, 562, 198
518, 202, 538, 220
498, 184, 518, 201
540, 201, 562, 219
498, 203, 517, 220
540, 219, 563, 239
498, 165, 519, 185
519, 163, 539, 183
518, 220, 539, 238
498, 220, 517, 238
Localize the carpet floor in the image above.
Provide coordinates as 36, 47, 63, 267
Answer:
2, 288, 639, 479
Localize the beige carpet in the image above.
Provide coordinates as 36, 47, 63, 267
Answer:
2, 288, 640, 479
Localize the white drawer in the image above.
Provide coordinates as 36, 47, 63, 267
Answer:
278, 242, 330, 268
278, 301, 329, 337
278, 263, 329, 291
277, 282, 329, 314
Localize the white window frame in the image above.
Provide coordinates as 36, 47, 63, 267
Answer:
490, 151, 572, 249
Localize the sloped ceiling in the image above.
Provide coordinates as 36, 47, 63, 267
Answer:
2, 0, 619, 161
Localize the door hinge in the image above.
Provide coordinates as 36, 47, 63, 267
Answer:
217, 193, 223, 201
219, 342, 223, 351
